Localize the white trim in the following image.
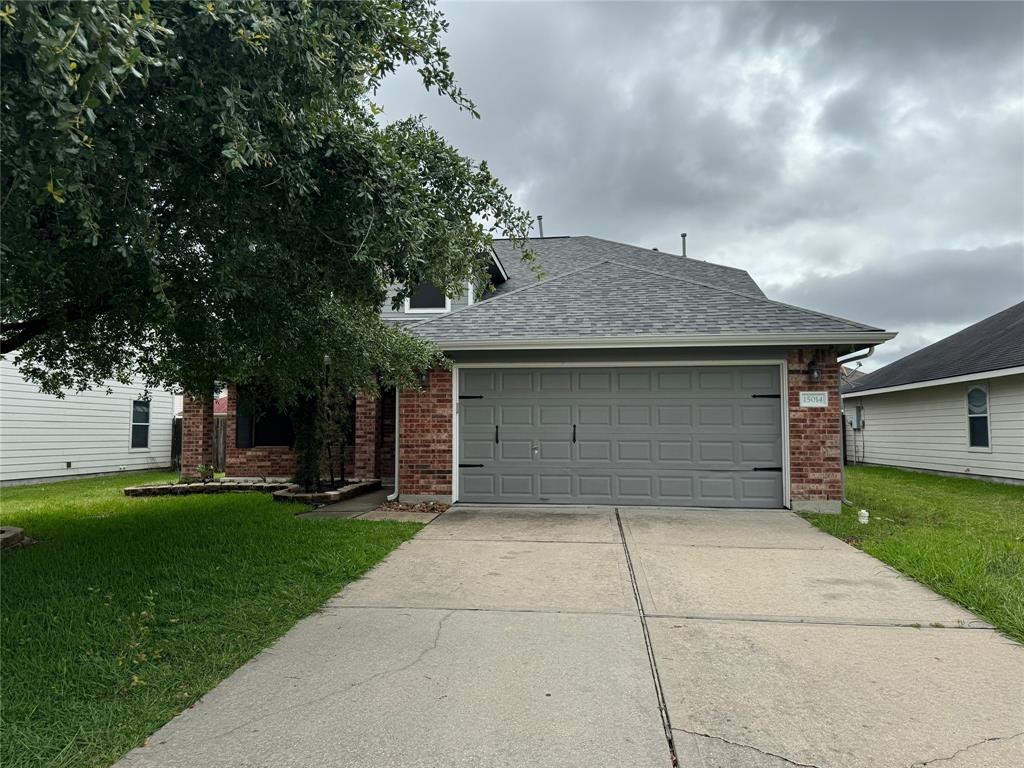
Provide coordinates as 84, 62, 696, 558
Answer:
488, 247, 509, 282
465, 280, 475, 307
842, 365, 1024, 399
456, 359, 785, 369
438, 332, 895, 352
779, 360, 791, 509
129, 399, 151, 451
404, 294, 451, 314
450, 359, 790, 507
451, 367, 460, 503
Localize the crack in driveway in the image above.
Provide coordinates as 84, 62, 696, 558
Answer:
910, 731, 1024, 766
673, 727, 824, 768
205, 610, 455, 742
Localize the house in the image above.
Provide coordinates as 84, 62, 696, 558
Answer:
182, 235, 895, 512
0, 358, 178, 484
842, 301, 1024, 484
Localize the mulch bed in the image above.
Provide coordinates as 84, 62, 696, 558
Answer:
376, 500, 450, 516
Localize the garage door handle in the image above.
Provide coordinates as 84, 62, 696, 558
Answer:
572, 424, 576, 444
753, 466, 783, 472
495, 425, 499, 444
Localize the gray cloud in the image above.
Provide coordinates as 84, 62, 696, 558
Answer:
377, 1, 1024, 371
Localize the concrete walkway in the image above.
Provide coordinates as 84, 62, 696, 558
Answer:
118, 507, 1024, 768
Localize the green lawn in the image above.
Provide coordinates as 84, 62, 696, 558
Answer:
0, 472, 421, 768
804, 465, 1024, 643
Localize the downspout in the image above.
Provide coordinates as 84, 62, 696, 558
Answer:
836, 346, 875, 505
386, 389, 400, 501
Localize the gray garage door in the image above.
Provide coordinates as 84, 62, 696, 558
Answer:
457, 366, 783, 507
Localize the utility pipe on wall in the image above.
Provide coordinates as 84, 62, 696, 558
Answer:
386, 390, 400, 501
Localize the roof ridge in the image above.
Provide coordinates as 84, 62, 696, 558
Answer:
405, 260, 610, 330
578, 235, 756, 277
605, 258, 883, 332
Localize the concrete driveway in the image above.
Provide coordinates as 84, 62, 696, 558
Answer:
119, 507, 1024, 768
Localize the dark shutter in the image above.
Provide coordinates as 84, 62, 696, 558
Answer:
408, 282, 446, 309
235, 390, 254, 449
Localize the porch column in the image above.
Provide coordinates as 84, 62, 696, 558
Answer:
181, 394, 215, 477
353, 392, 382, 480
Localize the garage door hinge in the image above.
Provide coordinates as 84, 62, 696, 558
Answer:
751, 394, 781, 398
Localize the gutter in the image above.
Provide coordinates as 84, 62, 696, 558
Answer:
837, 347, 875, 506
386, 389, 400, 502
429, 331, 897, 352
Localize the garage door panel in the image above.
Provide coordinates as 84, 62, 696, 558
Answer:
539, 474, 573, 497
617, 441, 652, 461
458, 366, 783, 508
697, 405, 735, 426
499, 441, 533, 461
659, 441, 693, 462
539, 440, 572, 461
462, 440, 496, 461
578, 441, 612, 462
500, 405, 533, 425
617, 405, 651, 426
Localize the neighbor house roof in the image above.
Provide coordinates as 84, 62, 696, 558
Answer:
843, 300, 1024, 395
410, 250, 891, 350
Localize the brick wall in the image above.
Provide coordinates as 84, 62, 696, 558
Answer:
787, 347, 842, 513
181, 395, 214, 477
398, 369, 453, 501
353, 392, 382, 480
224, 385, 297, 479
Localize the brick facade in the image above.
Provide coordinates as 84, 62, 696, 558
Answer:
397, 369, 453, 501
181, 395, 215, 477
787, 347, 843, 513
352, 392, 382, 480
223, 385, 296, 479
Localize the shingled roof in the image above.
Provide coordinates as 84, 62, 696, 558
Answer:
490, 236, 765, 297
410, 251, 890, 350
844, 301, 1024, 394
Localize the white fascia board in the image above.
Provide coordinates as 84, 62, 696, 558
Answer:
841, 365, 1024, 399
435, 331, 896, 352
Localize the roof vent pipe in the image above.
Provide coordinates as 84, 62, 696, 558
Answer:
537, 215, 544, 238
681, 233, 687, 257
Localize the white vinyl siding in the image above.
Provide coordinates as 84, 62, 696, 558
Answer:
0, 359, 176, 483
844, 373, 1024, 482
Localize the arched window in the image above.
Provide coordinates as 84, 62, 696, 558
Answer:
966, 385, 989, 448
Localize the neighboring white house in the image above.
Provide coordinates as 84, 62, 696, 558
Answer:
842, 301, 1024, 484
0, 359, 178, 484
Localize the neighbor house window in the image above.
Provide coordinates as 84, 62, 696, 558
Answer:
131, 400, 150, 448
404, 282, 450, 313
966, 384, 989, 448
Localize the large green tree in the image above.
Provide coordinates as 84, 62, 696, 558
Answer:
1, 0, 530, 402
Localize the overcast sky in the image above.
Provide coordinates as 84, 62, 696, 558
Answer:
377, 1, 1024, 370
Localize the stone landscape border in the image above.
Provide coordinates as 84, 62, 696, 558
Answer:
123, 479, 381, 506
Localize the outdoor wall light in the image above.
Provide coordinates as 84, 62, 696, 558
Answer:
417, 370, 430, 388
807, 360, 821, 383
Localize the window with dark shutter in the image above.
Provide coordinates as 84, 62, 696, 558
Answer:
235, 388, 293, 448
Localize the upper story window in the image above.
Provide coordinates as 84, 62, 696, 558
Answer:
131, 400, 150, 449
404, 282, 451, 313
966, 384, 989, 449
